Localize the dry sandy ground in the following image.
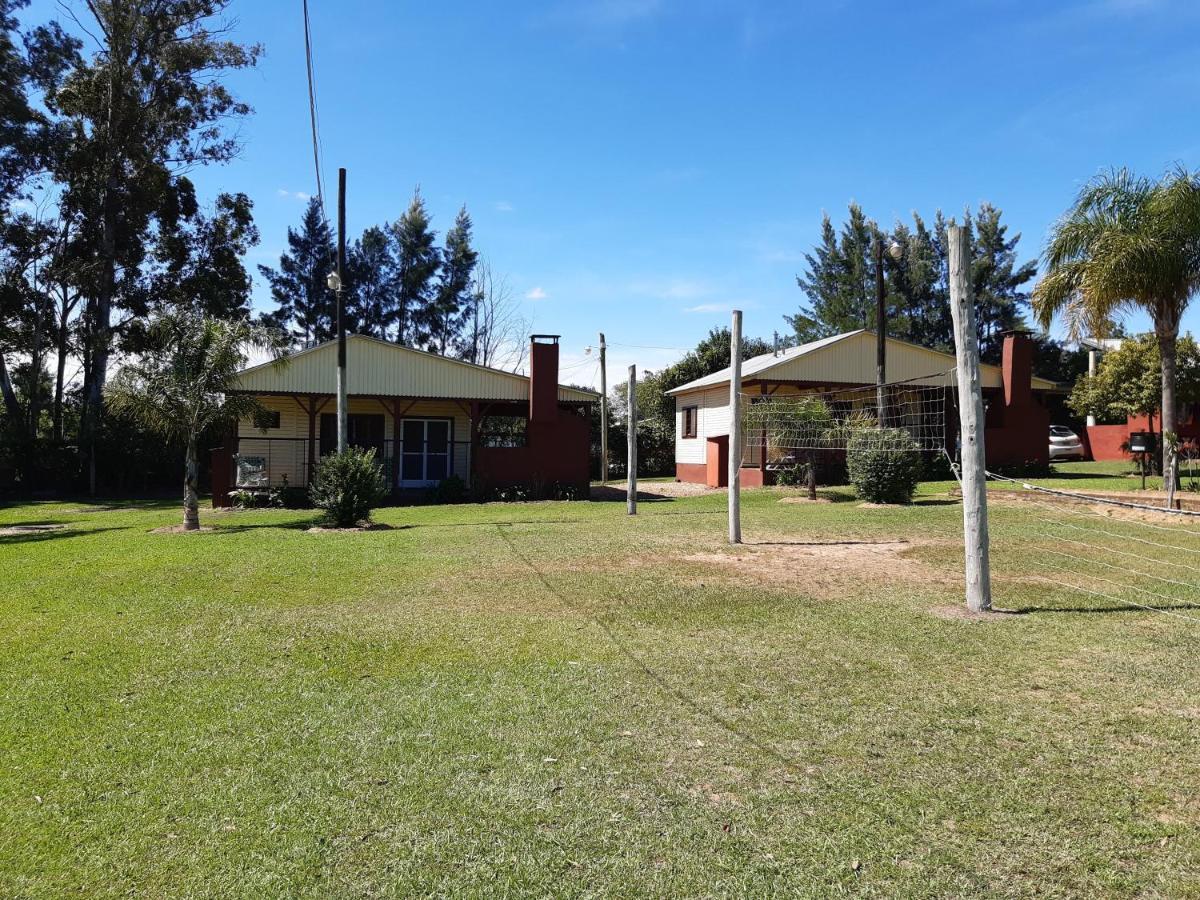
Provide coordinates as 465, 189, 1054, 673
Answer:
680, 537, 958, 598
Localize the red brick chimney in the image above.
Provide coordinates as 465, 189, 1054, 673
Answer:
1001, 331, 1033, 408
529, 335, 560, 423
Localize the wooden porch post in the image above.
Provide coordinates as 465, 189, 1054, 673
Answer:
469, 400, 481, 489
759, 382, 769, 482
389, 399, 401, 492
294, 394, 319, 487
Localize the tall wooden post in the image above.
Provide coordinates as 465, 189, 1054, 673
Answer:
947, 225, 992, 612
599, 332, 608, 484
729, 309, 743, 544
335, 167, 348, 454
627, 365, 637, 515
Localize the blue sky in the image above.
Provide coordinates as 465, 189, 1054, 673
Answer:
22, 0, 1200, 385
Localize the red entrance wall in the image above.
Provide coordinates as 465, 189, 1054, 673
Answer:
1084, 412, 1200, 462
705, 435, 728, 487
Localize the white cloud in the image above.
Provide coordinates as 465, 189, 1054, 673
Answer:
494, 201, 515, 213
628, 278, 712, 301
525, 286, 548, 301
683, 303, 729, 314
277, 189, 311, 201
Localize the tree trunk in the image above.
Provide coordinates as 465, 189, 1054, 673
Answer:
0, 352, 21, 421
1158, 322, 1179, 507
183, 435, 200, 530
807, 450, 817, 501
53, 285, 71, 442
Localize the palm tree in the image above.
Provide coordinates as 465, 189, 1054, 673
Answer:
107, 311, 286, 530
1034, 167, 1200, 494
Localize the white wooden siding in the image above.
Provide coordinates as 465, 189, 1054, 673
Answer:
675, 387, 732, 463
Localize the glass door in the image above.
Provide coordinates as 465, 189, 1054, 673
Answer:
399, 419, 453, 486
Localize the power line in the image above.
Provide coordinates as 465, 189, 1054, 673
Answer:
301, 0, 325, 216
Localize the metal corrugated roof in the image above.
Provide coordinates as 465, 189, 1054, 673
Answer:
666, 330, 1061, 394
233, 334, 599, 402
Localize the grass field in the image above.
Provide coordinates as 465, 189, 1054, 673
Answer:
3, 466, 1200, 897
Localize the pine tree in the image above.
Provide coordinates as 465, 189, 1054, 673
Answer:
390, 190, 439, 346
258, 198, 336, 345
787, 204, 1034, 361
791, 204, 878, 341
971, 203, 1037, 362
346, 225, 395, 340
424, 205, 477, 356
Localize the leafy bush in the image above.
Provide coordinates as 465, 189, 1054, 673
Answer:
773, 464, 804, 487
551, 481, 581, 501
309, 447, 388, 527
846, 427, 922, 504
433, 474, 468, 504
490, 484, 531, 502
921, 450, 956, 482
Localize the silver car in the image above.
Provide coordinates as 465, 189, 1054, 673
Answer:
1049, 425, 1085, 461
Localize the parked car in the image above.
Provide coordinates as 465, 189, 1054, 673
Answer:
1049, 425, 1085, 461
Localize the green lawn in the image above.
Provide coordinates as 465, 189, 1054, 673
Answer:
3, 485, 1199, 897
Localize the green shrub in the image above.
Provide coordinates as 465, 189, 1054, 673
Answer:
433, 474, 468, 504
773, 464, 804, 487
846, 427, 922, 504
309, 447, 388, 527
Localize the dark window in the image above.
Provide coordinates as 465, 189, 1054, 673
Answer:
682, 405, 698, 438
320, 413, 385, 456
480, 415, 528, 448
254, 409, 281, 430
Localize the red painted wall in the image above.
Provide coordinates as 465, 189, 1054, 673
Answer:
1086, 424, 1132, 461
705, 435, 728, 487
475, 408, 592, 493
675, 463, 706, 483
1084, 412, 1200, 462
210, 432, 236, 507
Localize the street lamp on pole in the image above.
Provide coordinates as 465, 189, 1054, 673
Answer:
875, 236, 904, 424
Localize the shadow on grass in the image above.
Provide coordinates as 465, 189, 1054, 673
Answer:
746, 539, 909, 547
208, 517, 322, 533
1001, 603, 1200, 616
1044, 469, 1137, 482
0, 526, 126, 545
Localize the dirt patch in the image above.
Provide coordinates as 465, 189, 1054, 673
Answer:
0, 524, 67, 536
857, 502, 904, 509
778, 496, 831, 505
306, 522, 394, 533
150, 524, 214, 533
682, 539, 950, 595
591, 481, 720, 501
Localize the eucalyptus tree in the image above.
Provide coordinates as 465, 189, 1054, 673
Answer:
44, 0, 260, 490
1034, 168, 1200, 491
106, 312, 285, 531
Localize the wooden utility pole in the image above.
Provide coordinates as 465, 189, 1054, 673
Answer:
875, 238, 887, 424
599, 332, 608, 484
335, 167, 348, 454
627, 364, 637, 515
729, 309, 743, 544
947, 225, 992, 613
